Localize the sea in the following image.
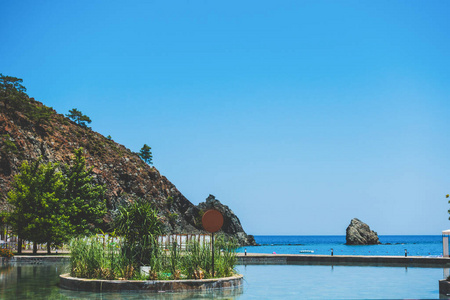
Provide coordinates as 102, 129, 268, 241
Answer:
237, 235, 443, 257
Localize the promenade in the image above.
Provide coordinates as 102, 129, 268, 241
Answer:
237, 253, 450, 267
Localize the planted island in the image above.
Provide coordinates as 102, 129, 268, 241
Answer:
61, 198, 243, 292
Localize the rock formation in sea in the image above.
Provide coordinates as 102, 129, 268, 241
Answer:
345, 218, 381, 245
0, 90, 256, 245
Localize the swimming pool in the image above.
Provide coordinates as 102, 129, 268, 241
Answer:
236, 264, 445, 299
0, 263, 447, 299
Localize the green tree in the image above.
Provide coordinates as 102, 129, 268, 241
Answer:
0, 74, 26, 94
0, 74, 53, 124
5, 158, 70, 254
5, 149, 107, 254
63, 148, 107, 236
0, 74, 27, 110
66, 108, 92, 127
139, 144, 153, 165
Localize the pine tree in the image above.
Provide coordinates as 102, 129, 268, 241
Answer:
0, 74, 27, 109
66, 108, 92, 127
63, 148, 107, 236
139, 144, 153, 165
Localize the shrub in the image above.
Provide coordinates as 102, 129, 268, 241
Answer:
0, 248, 14, 258
68, 234, 238, 280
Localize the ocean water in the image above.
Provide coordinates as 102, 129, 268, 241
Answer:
237, 235, 443, 257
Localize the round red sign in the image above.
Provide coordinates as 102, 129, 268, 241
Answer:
202, 209, 224, 233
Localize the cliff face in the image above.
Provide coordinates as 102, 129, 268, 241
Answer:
0, 98, 255, 245
185, 194, 256, 246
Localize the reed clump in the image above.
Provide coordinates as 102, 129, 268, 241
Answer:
69, 198, 238, 280
69, 234, 238, 280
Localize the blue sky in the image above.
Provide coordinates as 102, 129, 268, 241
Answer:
1, 0, 449, 235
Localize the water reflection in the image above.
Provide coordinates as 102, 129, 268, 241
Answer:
0, 264, 243, 299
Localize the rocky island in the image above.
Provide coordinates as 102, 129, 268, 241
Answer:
345, 218, 381, 245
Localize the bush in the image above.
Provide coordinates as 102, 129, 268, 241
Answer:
0, 248, 14, 258
68, 234, 238, 280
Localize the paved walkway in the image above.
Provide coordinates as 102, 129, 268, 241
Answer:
237, 253, 450, 267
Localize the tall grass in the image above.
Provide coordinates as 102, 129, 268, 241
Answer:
69, 236, 120, 279
69, 234, 238, 280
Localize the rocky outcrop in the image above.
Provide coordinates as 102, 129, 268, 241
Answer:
185, 195, 257, 246
0, 96, 254, 245
345, 218, 380, 245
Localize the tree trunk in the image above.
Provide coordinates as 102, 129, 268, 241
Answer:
33, 241, 37, 254
47, 243, 51, 254
17, 238, 22, 254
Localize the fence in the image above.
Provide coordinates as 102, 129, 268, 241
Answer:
92, 234, 212, 251
0, 236, 68, 252
158, 234, 211, 250
1, 233, 213, 252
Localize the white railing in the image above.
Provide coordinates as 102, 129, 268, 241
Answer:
1, 233, 212, 252
158, 234, 211, 250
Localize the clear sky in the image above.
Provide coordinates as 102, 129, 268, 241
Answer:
1, 0, 449, 235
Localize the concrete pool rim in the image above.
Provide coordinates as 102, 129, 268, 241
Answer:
59, 273, 243, 293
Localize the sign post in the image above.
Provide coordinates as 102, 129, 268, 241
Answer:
202, 209, 224, 277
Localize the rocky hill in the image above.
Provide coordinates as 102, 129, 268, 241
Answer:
0, 86, 256, 246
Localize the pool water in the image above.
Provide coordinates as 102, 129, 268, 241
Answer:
236, 264, 446, 299
0, 263, 448, 299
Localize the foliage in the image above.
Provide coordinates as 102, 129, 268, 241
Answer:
113, 198, 162, 268
0, 248, 14, 258
194, 209, 205, 228
168, 212, 178, 222
0, 74, 27, 109
4, 149, 107, 253
69, 234, 238, 280
71, 199, 237, 281
113, 198, 161, 245
138, 144, 153, 165
28, 101, 53, 125
63, 148, 107, 236
1, 134, 18, 155
214, 235, 238, 277
5, 158, 70, 252
0, 74, 53, 124
70, 236, 120, 279
66, 108, 92, 127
